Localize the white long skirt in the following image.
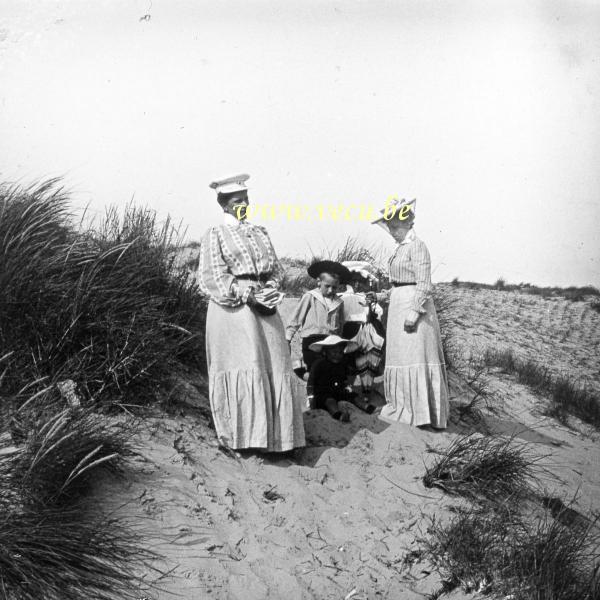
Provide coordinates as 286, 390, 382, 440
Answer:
380, 286, 450, 428
206, 301, 306, 451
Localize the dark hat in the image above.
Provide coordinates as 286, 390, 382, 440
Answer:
307, 260, 351, 283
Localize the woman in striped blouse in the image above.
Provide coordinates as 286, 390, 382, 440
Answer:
198, 174, 305, 453
370, 199, 449, 429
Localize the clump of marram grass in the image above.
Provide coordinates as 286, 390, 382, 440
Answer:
0, 179, 206, 406
3, 404, 133, 507
0, 392, 155, 600
549, 377, 600, 430
423, 434, 544, 501
331, 235, 385, 267
483, 347, 600, 429
423, 506, 600, 599
0, 505, 155, 600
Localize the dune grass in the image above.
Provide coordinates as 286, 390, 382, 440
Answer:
0, 380, 157, 600
0, 179, 202, 599
0, 179, 206, 406
423, 434, 544, 501
424, 506, 600, 599
3, 395, 132, 507
0, 410, 154, 600
280, 235, 387, 296
0, 506, 154, 600
482, 347, 600, 429
422, 432, 599, 598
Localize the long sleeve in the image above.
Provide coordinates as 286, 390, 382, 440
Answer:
408, 239, 433, 320
198, 227, 242, 307
375, 250, 398, 304
285, 293, 312, 341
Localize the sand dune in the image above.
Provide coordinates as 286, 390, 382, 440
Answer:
96, 290, 600, 599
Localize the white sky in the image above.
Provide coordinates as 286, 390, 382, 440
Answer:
1, 0, 599, 286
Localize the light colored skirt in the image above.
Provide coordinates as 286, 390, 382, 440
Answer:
206, 301, 306, 451
380, 286, 449, 428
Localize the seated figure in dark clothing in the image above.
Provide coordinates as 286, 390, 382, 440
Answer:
306, 335, 357, 422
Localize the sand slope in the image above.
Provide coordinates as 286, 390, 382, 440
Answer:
95, 290, 600, 599
106, 403, 477, 600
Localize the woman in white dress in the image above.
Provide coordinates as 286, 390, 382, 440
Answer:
198, 174, 305, 452
369, 199, 449, 429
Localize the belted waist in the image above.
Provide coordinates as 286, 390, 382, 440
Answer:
392, 281, 416, 287
237, 273, 271, 283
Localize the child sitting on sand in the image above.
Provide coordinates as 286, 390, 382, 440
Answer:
285, 260, 351, 379
306, 335, 356, 422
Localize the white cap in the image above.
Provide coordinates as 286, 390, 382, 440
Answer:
209, 173, 250, 195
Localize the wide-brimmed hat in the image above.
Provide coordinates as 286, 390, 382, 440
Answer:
341, 260, 379, 284
372, 198, 416, 228
307, 260, 351, 283
308, 335, 351, 353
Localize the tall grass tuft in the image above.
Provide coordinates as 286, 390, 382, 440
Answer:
0, 180, 206, 405
0, 179, 195, 598
0, 506, 154, 600
423, 434, 544, 501
331, 236, 384, 267
424, 507, 600, 599
0, 385, 154, 600
3, 396, 132, 507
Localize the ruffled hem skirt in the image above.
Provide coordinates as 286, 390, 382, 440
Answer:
206, 301, 306, 451
380, 287, 449, 428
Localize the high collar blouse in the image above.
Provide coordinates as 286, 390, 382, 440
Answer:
198, 216, 284, 307
380, 228, 433, 318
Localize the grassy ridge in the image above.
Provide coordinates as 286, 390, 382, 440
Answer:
0, 179, 206, 405
450, 277, 600, 302
0, 179, 206, 599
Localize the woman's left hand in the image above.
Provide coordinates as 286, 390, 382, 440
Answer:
403, 319, 417, 333
245, 289, 257, 307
